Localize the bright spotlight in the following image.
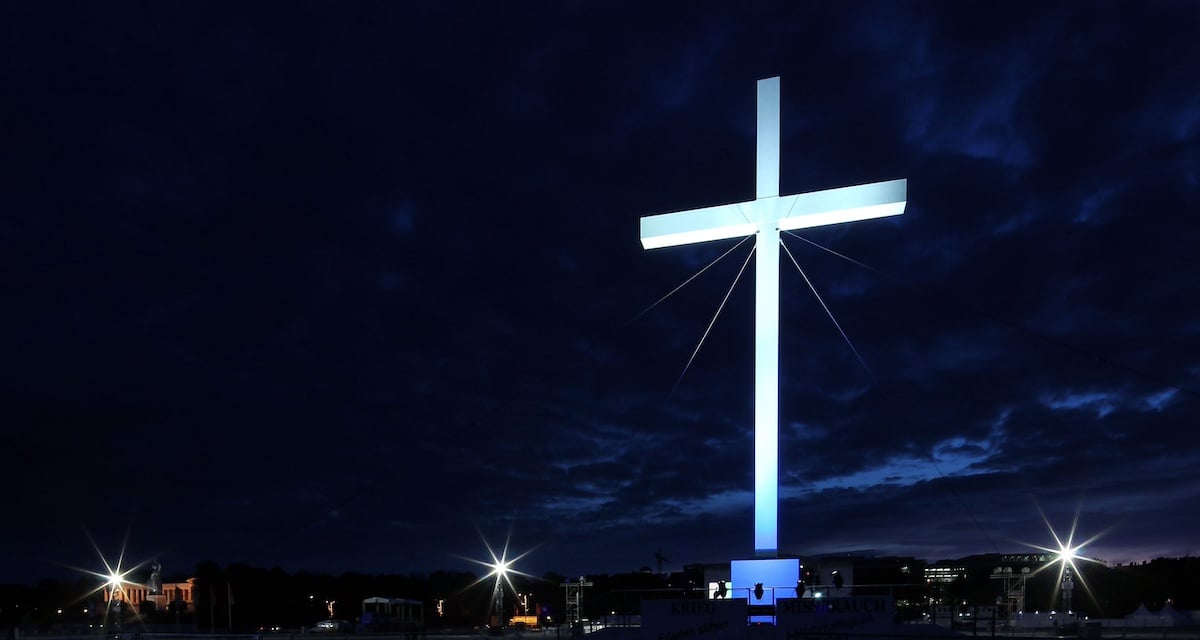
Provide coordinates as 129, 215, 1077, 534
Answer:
1017, 505, 1113, 614
1057, 545, 1078, 563
452, 526, 542, 628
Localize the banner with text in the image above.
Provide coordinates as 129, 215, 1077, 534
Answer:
775, 596, 894, 637
641, 599, 746, 640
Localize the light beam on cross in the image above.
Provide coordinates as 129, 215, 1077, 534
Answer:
640, 76, 907, 556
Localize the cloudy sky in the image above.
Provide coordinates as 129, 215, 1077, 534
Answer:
4, 1, 1199, 585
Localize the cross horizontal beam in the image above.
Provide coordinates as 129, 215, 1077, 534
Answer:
640, 178, 907, 250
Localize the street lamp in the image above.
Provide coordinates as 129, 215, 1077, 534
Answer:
491, 559, 509, 627
107, 573, 124, 632
1061, 570, 1074, 613
455, 528, 538, 629
1021, 509, 1106, 614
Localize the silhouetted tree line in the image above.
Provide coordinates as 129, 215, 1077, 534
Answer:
4, 557, 1200, 633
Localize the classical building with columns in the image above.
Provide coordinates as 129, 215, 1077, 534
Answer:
104, 577, 195, 613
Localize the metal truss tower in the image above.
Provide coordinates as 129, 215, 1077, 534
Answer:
561, 577, 593, 624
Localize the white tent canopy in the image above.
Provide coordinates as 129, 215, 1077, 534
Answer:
361, 596, 424, 631
1125, 603, 1187, 626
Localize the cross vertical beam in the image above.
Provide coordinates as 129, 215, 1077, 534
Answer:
639, 76, 906, 559
757, 77, 780, 200
755, 76, 780, 556
754, 221, 780, 556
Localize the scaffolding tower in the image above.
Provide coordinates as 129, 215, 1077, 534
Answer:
561, 577, 593, 624
990, 566, 1030, 619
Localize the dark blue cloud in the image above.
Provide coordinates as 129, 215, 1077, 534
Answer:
3, 0, 1198, 586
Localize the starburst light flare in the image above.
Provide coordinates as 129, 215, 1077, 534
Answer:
448, 526, 543, 627
1015, 505, 1115, 613
57, 529, 161, 630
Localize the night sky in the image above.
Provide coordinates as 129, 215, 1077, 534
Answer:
5, 2, 1200, 586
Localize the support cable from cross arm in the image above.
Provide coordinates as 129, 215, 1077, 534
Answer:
669, 244, 756, 401
782, 230, 1199, 401
780, 238, 877, 387
628, 235, 752, 325
779, 232, 1001, 552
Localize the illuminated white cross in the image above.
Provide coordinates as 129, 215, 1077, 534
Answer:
640, 76, 907, 557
